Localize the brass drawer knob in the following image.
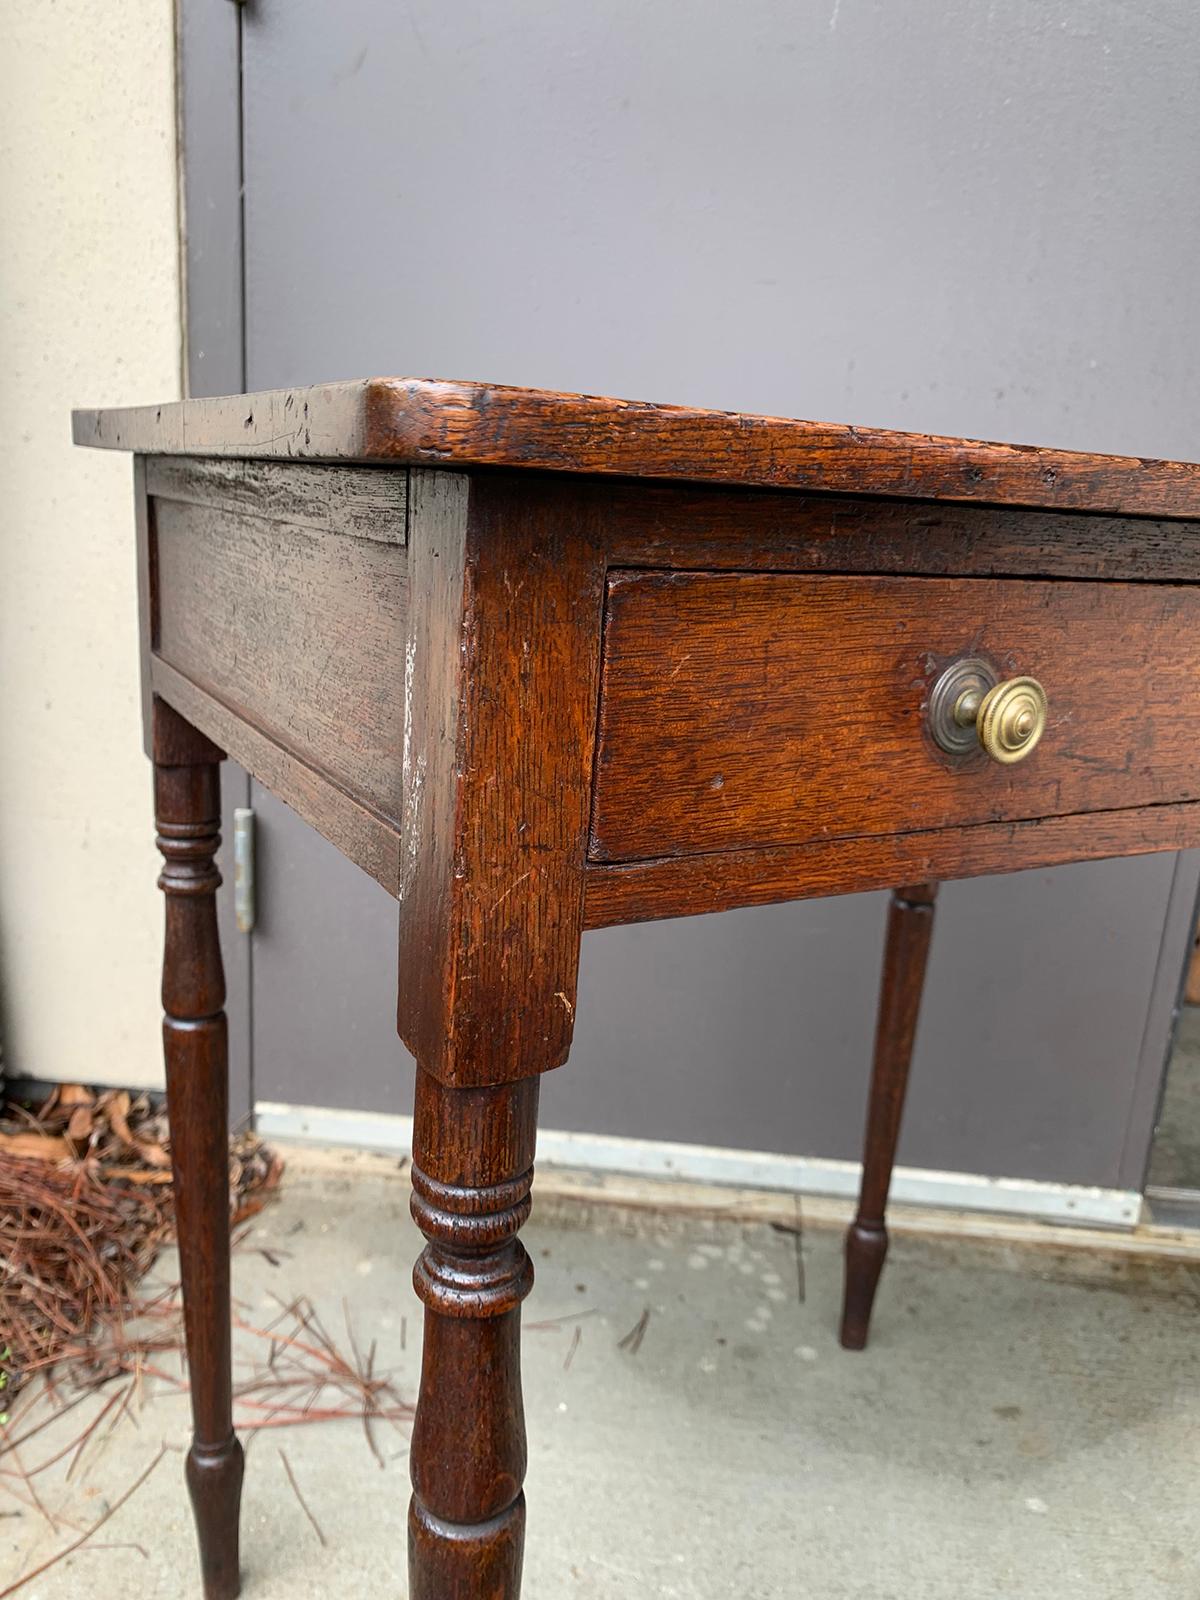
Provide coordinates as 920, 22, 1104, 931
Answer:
958, 676, 1047, 764
930, 657, 1047, 764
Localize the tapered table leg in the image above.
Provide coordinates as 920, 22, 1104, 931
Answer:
154, 700, 244, 1599
841, 882, 938, 1351
408, 1066, 538, 1600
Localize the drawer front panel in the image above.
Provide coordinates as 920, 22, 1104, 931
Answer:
590, 571, 1200, 863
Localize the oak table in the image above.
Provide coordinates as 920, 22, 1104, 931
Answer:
74, 380, 1200, 1598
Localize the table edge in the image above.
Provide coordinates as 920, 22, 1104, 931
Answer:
72, 376, 1200, 519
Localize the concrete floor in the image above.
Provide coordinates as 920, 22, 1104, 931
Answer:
4, 1155, 1200, 1599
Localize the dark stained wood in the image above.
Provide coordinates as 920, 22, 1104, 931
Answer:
588, 478, 1200, 583
134, 456, 156, 749
153, 698, 243, 1600
145, 468, 1200, 916
73, 376, 1200, 519
408, 1069, 539, 1599
153, 494, 408, 824
136, 463, 1200, 916
591, 572, 1200, 863
841, 883, 938, 1352
396, 471, 608, 1087
583, 800, 1200, 929
150, 660, 400, 893
146, 455, 407, 544
78, 379, 1200, 1599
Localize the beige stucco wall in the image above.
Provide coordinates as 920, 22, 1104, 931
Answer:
0, 2, 181, 1089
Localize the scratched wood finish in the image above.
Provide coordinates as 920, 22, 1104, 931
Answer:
408, 1070, 539, 1597
396, 471, 608, 1087
151, 659, 401, 894
841, 884, 938, 1352
153, 496, 408, 824
72, 377, 1200, 519
586, 478, 1200, 583
133, 463, 1200, 909
146, 455, 407, 544
583, 800, 1200, 929
154, 699, 244, 1600
73, 378, 1200, 1600
591, 572, 1200, 863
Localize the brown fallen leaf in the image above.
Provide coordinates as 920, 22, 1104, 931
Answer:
0, 1132, 70, 1162
94, 1090, 170, 1168
66, 1105, 95, 1145
134, 1140, 172, 1170
102, 1091, 135, 1148
57, 1084, 95, 1109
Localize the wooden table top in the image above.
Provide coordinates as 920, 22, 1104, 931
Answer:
73, 377, 1200, 519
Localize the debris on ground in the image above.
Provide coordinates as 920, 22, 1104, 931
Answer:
0, 1083, 413, 1594
0, 1083, 282, 1409
617, 1305, 651, 1355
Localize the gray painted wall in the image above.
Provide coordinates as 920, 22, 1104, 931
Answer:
212, 0, 1200, 1188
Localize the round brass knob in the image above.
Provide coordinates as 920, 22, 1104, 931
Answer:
930, 657, 1048, 764
973, 676, 1047, 765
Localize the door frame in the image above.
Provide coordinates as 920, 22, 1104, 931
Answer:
178, 0, 253, 1123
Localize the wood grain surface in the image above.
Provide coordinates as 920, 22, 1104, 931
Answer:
841, 883, 938, 1352
73, 377, 1200, 518
153, 699, 244, 1600
146, 455, 407, 545
407, 1071, 539, 1595
591, 571, 1200, 862
150, 660, 401, 895
588, 478, 1200, 583
85, 395, 1200, 1600
153, 495, 408, 825
395, 472, 608, 1087
583, 801, 1200, 929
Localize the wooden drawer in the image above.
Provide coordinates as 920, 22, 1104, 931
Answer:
590, 571, 1200, 863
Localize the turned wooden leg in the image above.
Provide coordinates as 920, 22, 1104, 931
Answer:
154, 700, 244, 1600
841, 882, 938, 1351
408, 1066, 538, 1600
